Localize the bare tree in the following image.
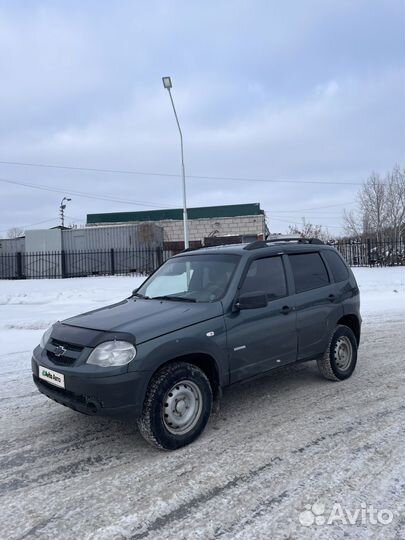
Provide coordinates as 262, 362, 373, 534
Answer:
343, 166, 405, 241
7, 227, 24, 239
288, 218, 330, 241
343, 209, 363, 238
358, 172, 388, 241
385, 165, 405, 244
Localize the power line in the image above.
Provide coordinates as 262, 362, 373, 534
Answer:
1, 214, 94, 236
269, 216, 344, 230
0, 217, 60, 235
266, 202, 355, 213
270, 210, 346, 216
268, 212, 343, 217
65, 215, 86, 222
0, 160, 363, 186
0, 176, 357, 218
0, 177, 177, 209
270, 211, 347, 219
0, 177, 348, 232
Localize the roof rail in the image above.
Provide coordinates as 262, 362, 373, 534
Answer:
180, 246, 203, 253
244, 236, 324, 250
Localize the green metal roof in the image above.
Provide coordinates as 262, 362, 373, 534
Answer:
87, 203, 263, 224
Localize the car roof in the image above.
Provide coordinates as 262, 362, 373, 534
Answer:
174, 240, 336, 258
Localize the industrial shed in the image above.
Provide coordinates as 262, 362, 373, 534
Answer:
87, 203, 267, 247
0, 223, 164, 279
61, 223, 163, 251
0, 236, 25, 254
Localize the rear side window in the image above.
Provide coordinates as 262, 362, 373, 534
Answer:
289, 253, 330, 293
240, 256, 287, 300
322, 250, 349, 282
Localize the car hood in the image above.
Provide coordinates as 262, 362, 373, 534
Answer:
63, 297, 223, 344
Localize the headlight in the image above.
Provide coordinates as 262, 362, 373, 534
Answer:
86, 341, 136, 367
40, 325, 54, 348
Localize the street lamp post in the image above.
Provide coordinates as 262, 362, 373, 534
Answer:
59, 197, 72, 227
162, 76, 189, 249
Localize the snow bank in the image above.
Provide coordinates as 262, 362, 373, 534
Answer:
0, 268, 403, 355
352, 267, 404, 323
0, 276, 145, 355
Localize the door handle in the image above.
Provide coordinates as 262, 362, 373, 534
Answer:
328, 294, 336, 302
280, 305, 292, 315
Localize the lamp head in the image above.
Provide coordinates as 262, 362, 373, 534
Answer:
162, 76, 172, 89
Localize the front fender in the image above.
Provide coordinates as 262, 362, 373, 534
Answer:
128, 317, 229, 387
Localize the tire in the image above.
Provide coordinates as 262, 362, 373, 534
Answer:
137, 361, 213, 450
317, 325, 358, 381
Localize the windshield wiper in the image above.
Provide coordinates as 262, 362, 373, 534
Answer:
152, 295, 197, 303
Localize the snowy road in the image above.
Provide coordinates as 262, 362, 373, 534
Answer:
0, 269, 404, 540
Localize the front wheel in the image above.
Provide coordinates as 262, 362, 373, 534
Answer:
137, 362, 213, 450
317, 325, 358, 381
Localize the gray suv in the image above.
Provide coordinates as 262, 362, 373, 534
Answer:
32, 237, 361, 450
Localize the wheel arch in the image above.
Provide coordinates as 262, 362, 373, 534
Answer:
337, 314, 361, 345
150, 352, 221, 401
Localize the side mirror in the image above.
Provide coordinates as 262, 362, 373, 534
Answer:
132, 288, 139, 296
235, 291, 268, 310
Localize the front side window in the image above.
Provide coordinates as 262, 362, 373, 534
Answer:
289, 252, 330, 293
240, 256, 287, 300
137, 254, 240, 302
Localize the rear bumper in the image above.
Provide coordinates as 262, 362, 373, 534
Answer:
32, 355, 152, 418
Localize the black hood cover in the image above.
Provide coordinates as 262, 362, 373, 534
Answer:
63, 297, 223, 344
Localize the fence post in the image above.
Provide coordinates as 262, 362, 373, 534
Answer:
367, 238, 371, 267
156, 246, 163, 267
16, 252, 23, 279
110, 248, 115, 275
61, 251, 67, 278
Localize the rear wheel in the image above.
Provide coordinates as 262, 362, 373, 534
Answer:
317, 325, 358, 381
137, 362, 212, 450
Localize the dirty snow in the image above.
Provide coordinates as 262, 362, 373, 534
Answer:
0, 268, 404, 540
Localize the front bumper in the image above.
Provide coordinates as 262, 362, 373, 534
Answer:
32, 350, 152, 417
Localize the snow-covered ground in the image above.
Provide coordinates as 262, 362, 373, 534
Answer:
0, 268, 404, 540
352, 267, 404, 322
0, 275, 145, 356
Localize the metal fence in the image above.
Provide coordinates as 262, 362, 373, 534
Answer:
334, 238, 405, 267
1, 240, 404, 280
0, 247, 173, 280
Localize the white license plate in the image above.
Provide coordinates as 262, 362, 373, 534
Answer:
39, 366, 65, 389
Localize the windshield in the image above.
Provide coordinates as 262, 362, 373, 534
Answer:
136, 253, 240, 303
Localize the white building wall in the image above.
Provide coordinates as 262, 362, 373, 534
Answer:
0, 237, 25, 254
62, 223, 164, 250
160, 215, 265, 242
24, 229, 63, 278
89, 215, 265, 243
25, 229, 62, 252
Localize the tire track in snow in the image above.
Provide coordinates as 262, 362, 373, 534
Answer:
1, 321, 404, 540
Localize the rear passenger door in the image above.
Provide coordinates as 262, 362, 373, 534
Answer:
321, 249, 353, 302
226, 255, 297, 383
287, 251, 343, 361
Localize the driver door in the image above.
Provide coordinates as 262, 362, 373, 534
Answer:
225, 255, 297, 383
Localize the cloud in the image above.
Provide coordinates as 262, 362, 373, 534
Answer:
315, 81, 339, 98
0, 0, 403, 236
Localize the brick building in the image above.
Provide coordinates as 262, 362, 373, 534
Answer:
87, 203, 267, 248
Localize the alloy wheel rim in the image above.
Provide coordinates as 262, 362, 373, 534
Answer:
162, 380, 203, 435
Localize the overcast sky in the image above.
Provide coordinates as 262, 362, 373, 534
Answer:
0, 0, 404, 237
